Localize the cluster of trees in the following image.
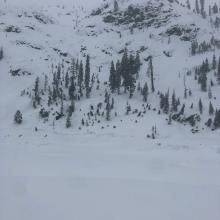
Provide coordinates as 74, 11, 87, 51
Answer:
209, 2, 219, 16
194, 55, 220, 92
32, 55, 94, 107
104, 3, 146, 25
14, 110, 23, 124
14, 45, 220, 131
186, 0, 220, 24
210, 17, 220, 29
109, 49, 141, 98
213, 109, 220, 129
191, 40, 214, 56
191, 37, 220, 56
160, 91, 180, 115
30, 55, 96, 128
194, 0, 206, 18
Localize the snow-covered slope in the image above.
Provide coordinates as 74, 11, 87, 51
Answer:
0, 0, 220, 220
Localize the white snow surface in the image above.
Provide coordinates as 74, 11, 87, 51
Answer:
0, 0, 220, 219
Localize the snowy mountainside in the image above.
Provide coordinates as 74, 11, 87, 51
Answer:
1, 0, 219, 131
0, 1, 220, 219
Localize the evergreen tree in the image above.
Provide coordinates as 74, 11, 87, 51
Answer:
208, 86, 212, 99
209, 101, 214, 115
44, 75, 48, 92
186, 0, 191, 9
168, 114, 172, 125
121, 48, 129, 92
213, 3, 219, 14
184, 88, 187, 99
171, 91, 178, 112
214, 109, 220, 129
60, 92, 64, 115
163, 90, 169, 114
14, 110, 23, 124
69, 76, 76, 101
78, 60, 84, 97
191, 40, 198, 55
114, 0, 119, 12
160, 93, 165, 110
115, 60, 121, 94
200, 0, 205, 15
212, 54, 217, 70
105, 93, 111, 121
65, 72, 69, 89
128, 54, 136, 98
217, 57, 220, 84
111, 97, 114, 110
142, 82, 148, 102
109, 61, 116, 93
52, 86, 57, 102
70, 58, 76, 78
149, 57, 155, 93
126, 102, 131, 115
199, 98, 203, 114
0, 47, 3, 60
209, 5, 212, 16
200, 71, 207, 91
134, 52, 141, 78
69, 99, 75, 116
33, 77, 40, 107
195, 0, 200, 14
66, 114, 71, 128
48, 86, 52, 106
85, 55, 91, 98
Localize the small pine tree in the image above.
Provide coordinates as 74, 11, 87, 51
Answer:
115, 60, 121, 94
209, 101, 214, 115
163, 91, 170, 114
33, 77, 40, 107
66, 114, 71, 128
114, 0, 119, 12
0, 47, 3, 60
65, 72, 69, 88
44, 75, 48, 92
126, 102, 131, 115
186, 0, 191, 9
142, 82, 148, 102
195, 0, 200, 14
212, 54, 217, 70
214, 109, 220, 129
198, 98, 203, 114
200, 71, 207, 91
85, 55, 91, 98
106, 96, 111, 121
168, 114, 172, 125
149, 57, 155, 93
171, 91, 178, 112
111, 97, 114, 109
109, 61, 116, 93
78, 60, 84, 97
184, 88, 187, 99
14, 110, 23, 124
217, 57, 220, 84
134, 52, 141, 78
208, 86, 212, 99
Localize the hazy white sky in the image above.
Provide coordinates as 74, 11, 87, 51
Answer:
1, 0, 104, 9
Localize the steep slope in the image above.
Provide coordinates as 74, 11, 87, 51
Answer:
0, 1, 220, 220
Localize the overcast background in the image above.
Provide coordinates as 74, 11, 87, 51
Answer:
0, 0, 104, 9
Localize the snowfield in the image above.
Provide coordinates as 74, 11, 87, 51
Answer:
0, 0, 220, 219
1, 125, 220, 220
